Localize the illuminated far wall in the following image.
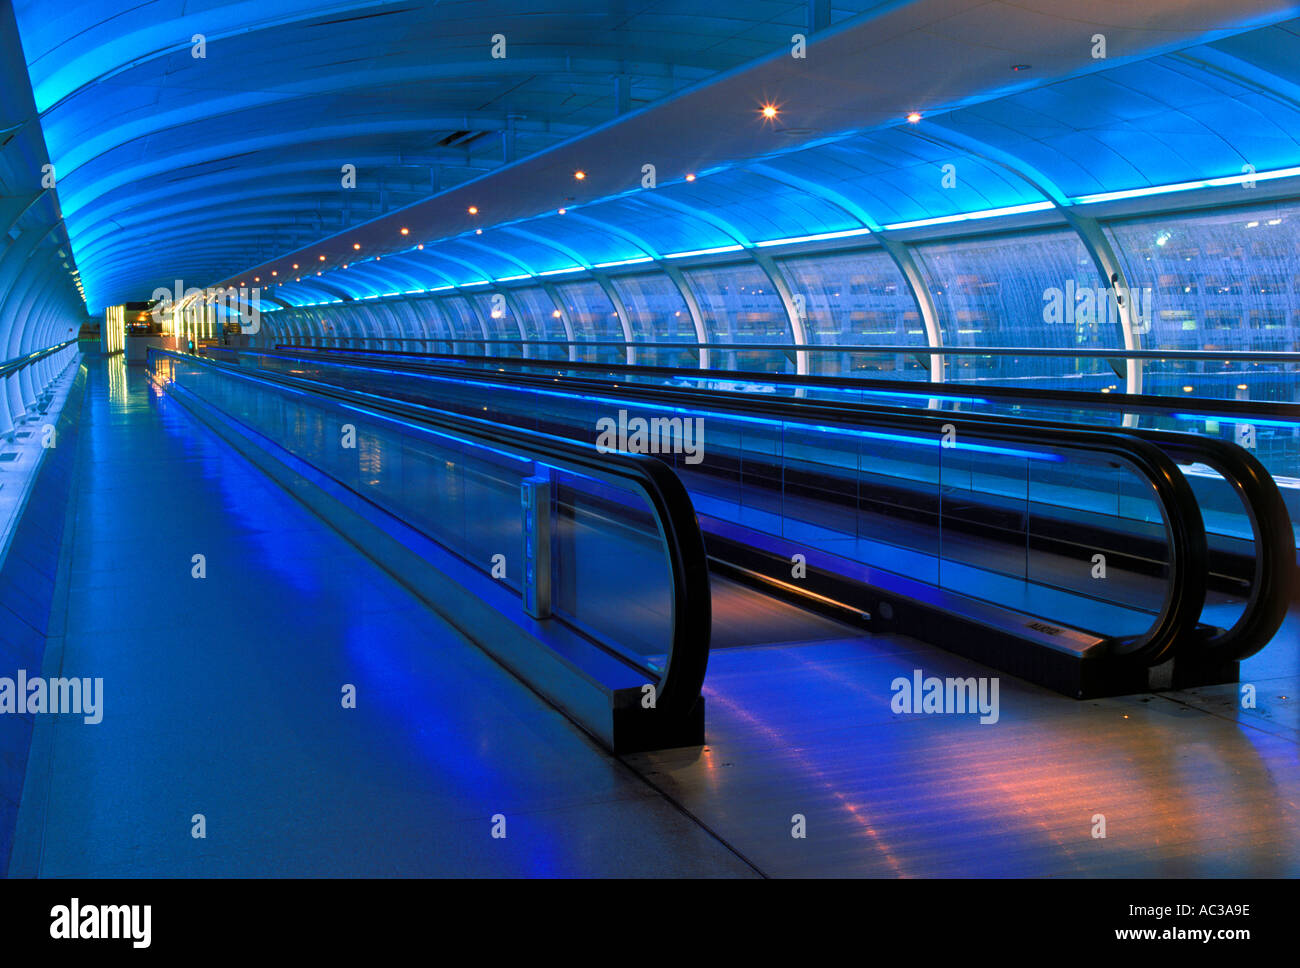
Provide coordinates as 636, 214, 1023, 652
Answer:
102, 305, 125, 354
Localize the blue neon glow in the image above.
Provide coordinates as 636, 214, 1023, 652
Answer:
1073, 166, 1300, 205
664, 244, 745, 259
261, 352, 1064, 462
678, 374, 990, 407
1172, 413, 1300, 428
754, 227, 873, 247
883, 202, 1055, 231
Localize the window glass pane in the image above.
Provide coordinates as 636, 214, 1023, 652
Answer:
683, 262, 792, 372
1107, 202, 1300, 400
610, 272, 698, 368
407, 296, 453, 344
779, 248, 927, 378
439, 295, 502, 355
509, 286, 568, 360
912, 230, 1110, 388
556, 281, 625, 364
468, 292, 524, 350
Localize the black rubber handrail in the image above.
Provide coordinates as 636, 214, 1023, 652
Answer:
278, 335, 1300, 363
278, 344, 1300, 418
0, 338, 78, 378
274, 345, 1294, 664
149, 347, 712, 717
235, 346, 1212, 669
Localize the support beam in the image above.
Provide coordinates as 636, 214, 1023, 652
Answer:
750, 249, 809, 374
808, 0, 831, 33
912, 120, 1142, 391
661, 263, 710, 370
591, 273, 636, 365
875, 235, 945, 382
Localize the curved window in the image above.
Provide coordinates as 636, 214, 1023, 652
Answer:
683, 262, 792, 373
1107, 202, 1300, 399
262, 309, 294, 347
439, 295, 493, 355
366, 303, 402, 350
469, 292, 524, 354
405, 296, 454, 348
555, 281, 625, 364
385, 300, 429, 349
911, 230, 1110, 388
611, 272, 698, 368
321, 304, 357, 344
298, 309, 325, 346
509, 286, 569, 361
778, 248, 925, 378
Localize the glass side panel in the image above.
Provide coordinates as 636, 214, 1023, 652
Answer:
234, 352, 1182, 642
153, 353, 683, 675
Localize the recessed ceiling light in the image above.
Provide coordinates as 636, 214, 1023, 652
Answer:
906, 111, 922, 123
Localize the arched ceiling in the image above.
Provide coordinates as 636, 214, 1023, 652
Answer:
10, 0, 898, 312
246, 0, 1300, 308
8, 0, 1300, 319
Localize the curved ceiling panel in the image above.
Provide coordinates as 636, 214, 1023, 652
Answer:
11, 0, 892, 311
265, 5, 1300, 310
9, 0, 1300, 329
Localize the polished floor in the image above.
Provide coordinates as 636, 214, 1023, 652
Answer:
11, 355, 1300, 876
10, 358, 755, 876
631, 597, 1300, 877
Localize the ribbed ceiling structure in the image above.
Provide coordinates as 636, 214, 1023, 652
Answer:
10, 0, 893, 312
5, 0, 1300, 383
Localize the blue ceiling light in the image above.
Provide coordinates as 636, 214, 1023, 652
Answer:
12, 0, 1300, 317
755, 228, 873, 247
1072, 165, 1300, 206
883, 202, 1055, 231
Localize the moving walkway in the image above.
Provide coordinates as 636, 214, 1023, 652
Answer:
205, 346, 1292, 699
146, 348, 711, 753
